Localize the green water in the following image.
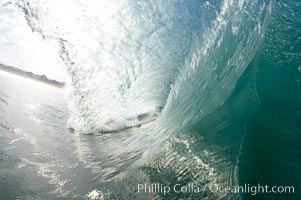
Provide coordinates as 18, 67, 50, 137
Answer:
0, 0, 300, 199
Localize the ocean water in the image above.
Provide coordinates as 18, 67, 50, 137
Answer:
0, 0, 301, 199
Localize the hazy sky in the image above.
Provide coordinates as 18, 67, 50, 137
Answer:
0, 4, 67, 81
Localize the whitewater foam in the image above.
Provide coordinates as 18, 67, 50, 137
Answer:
12, 0, 271, 136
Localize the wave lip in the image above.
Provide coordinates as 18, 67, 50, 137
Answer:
15, 0, 271, 135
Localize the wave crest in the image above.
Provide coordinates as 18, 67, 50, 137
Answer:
15, 0, 271, 134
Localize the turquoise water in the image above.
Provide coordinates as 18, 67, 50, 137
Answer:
0, 0, 300, 199
239, 1, 301, 199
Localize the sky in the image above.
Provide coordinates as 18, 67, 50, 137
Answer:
0, 3, 67, 81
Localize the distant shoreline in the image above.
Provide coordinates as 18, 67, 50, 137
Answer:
0, 63, 65, 88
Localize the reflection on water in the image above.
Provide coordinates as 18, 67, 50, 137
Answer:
1, 65, 299, 200
0, 71, 224, 200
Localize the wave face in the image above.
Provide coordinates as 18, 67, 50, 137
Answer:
13, 0, 270, 134
3, 0, 301, 199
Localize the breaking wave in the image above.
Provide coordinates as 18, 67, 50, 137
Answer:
9, 0, 271, 134
2, 0, 301, 199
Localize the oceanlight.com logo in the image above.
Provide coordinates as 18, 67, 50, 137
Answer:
208, 183, 295, 196
137, 183, 295, 196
